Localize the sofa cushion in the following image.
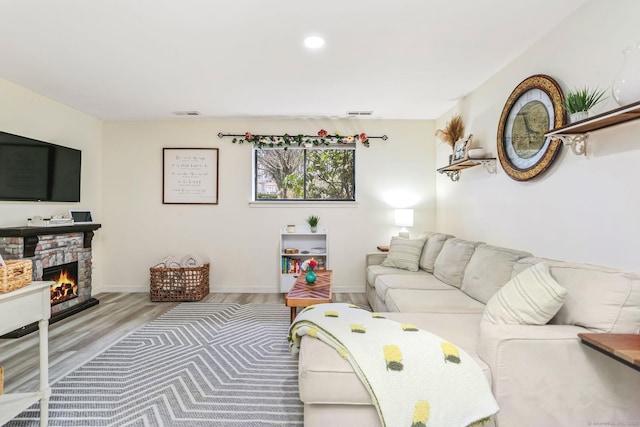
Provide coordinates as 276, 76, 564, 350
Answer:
298, 335, 373, 405
419, 233, 453, 273
385, 289, 486, 313
366, 265, 428, 288
433, 238, 480, 288
380, 236, 426, 272
417, 231, 436, 240
483, 262, 567, 325
388, 313, 491, 386
374, 274, 455, 303
515, 257, 640, 333
461, 244, 532, 304
367, 284, 390, 312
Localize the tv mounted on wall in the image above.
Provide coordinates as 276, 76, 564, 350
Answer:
0, 130, 82, 202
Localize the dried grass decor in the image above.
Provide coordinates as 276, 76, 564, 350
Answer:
435, 114, 464, 150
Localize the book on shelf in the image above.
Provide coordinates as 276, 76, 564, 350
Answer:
282, 257, 301, 274
282, 256, 326, 274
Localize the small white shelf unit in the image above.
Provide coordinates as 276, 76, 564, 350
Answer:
280, 225, 328, 292
0, 281, 52, 427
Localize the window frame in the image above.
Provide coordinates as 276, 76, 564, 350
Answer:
252, 145, 357, 202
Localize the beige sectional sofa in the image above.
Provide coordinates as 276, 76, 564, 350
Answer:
296, 232, 640, 426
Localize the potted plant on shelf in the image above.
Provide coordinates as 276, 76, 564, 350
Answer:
305, 215, 320, 233
564, 86, 607, 122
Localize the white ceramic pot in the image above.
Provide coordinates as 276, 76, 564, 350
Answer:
570, 111, 589, 123
468, 148, 486, 159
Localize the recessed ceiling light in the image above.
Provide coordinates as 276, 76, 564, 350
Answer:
304, 36, 325, 49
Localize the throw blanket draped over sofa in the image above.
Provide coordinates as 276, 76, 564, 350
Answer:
289, 303, 498, 427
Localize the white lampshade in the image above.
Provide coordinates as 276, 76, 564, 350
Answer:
394, 209, 414, 227
394, 209, 414, 239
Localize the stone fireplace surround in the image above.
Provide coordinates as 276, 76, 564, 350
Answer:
0, 223, 101, 337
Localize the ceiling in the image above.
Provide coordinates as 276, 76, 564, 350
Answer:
0, 0, 589, 121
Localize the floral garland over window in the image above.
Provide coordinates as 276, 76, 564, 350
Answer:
217, 130, 388, 149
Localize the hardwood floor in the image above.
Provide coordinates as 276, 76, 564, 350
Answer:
0, 291, 367, 393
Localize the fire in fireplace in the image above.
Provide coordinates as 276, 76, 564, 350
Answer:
44, 262, 79, 306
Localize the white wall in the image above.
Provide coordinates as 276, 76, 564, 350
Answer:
0, 78, 104, 285
7, 0, 637, 295
435, 0, 640, 272
101, 119, 435, 293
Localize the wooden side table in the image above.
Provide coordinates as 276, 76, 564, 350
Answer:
285, 270, 333, 323
578, 333, 640, 372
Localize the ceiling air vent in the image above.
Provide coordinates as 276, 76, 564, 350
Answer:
347, 111, 373, 116
172, 111, 201, 116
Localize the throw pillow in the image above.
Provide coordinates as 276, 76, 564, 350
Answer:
461, 244, 532, 304
432, 238, 480, 288
419, 233, 453, 273
380, 236, 427, 272
483, 262, 568, 325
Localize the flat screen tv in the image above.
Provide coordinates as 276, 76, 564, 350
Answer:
0, 131, 81, 202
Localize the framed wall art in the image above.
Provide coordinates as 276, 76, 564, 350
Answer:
453, 134, 473, 161
163, 148, 219, 204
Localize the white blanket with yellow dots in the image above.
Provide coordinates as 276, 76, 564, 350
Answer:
289, 303, 498, 427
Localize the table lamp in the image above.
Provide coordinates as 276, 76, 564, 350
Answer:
394, 209, 414, 239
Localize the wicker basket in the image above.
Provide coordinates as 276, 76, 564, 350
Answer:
0, 259, 33, 294
150, 263, 210, 302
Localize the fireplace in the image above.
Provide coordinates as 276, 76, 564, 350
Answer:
0, 223, 101, 337
44, 261, 79, 306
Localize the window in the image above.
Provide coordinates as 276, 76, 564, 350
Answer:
254, 146, 355, 201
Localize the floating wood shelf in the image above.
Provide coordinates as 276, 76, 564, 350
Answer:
437, 158, 496, 182
545, 100, 640, 155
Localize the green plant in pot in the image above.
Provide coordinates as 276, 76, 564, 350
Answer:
305, 215, 320, 232
564, 86, 607, 122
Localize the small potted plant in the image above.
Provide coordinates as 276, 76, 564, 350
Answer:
564, 86, 607, 122
305, 215, 319, 233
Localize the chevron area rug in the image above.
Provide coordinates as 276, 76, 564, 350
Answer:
8, 303, 303, 426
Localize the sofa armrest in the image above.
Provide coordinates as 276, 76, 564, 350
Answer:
477, 320, 585, 366
477, 320, 640, 426
366, 252, 387, 266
